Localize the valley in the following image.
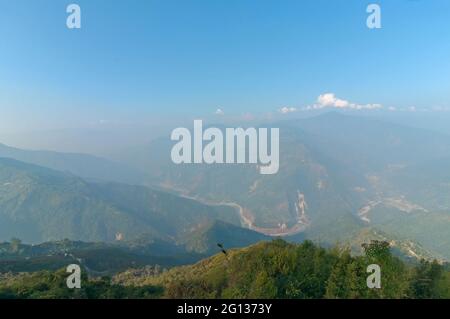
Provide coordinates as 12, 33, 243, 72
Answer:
160, 185, 309, 237
0, 112, 450, 263
126, 113, 450, 260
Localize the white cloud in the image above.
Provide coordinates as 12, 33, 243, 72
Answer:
279, 106, 298, 114
317, 93, 349, 108
309, 93, 382, 110
215, 108, 225, 115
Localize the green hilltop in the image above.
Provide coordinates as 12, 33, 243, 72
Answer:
1, 240, 449, 299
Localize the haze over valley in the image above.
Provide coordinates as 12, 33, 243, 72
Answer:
1, 112, 450, 263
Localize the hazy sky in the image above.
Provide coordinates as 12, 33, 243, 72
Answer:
1, 0, 450, 134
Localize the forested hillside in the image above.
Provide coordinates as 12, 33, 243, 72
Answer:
2, 240, 448, 299
0, 158, 239, 243
115, 240, 450, 299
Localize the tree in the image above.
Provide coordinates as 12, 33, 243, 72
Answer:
411, 260, 443, 299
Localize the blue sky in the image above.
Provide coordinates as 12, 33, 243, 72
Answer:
1, 0, 450, 132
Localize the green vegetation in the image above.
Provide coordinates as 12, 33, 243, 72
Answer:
0, 157, 239, 243
0, 269, 162, 299
0, 239, 202, 275
1, 239, 449, 299
1, 112, 450, 299
115, 240, 450, 299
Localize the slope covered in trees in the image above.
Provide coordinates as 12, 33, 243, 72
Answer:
0, 157, 239, 243
115, 239, 450, 299
1, 240, 449, 299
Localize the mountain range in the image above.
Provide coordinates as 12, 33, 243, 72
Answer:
0, 112, 449, 261
114, 112, 450, 260
0, 157, 245, 244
